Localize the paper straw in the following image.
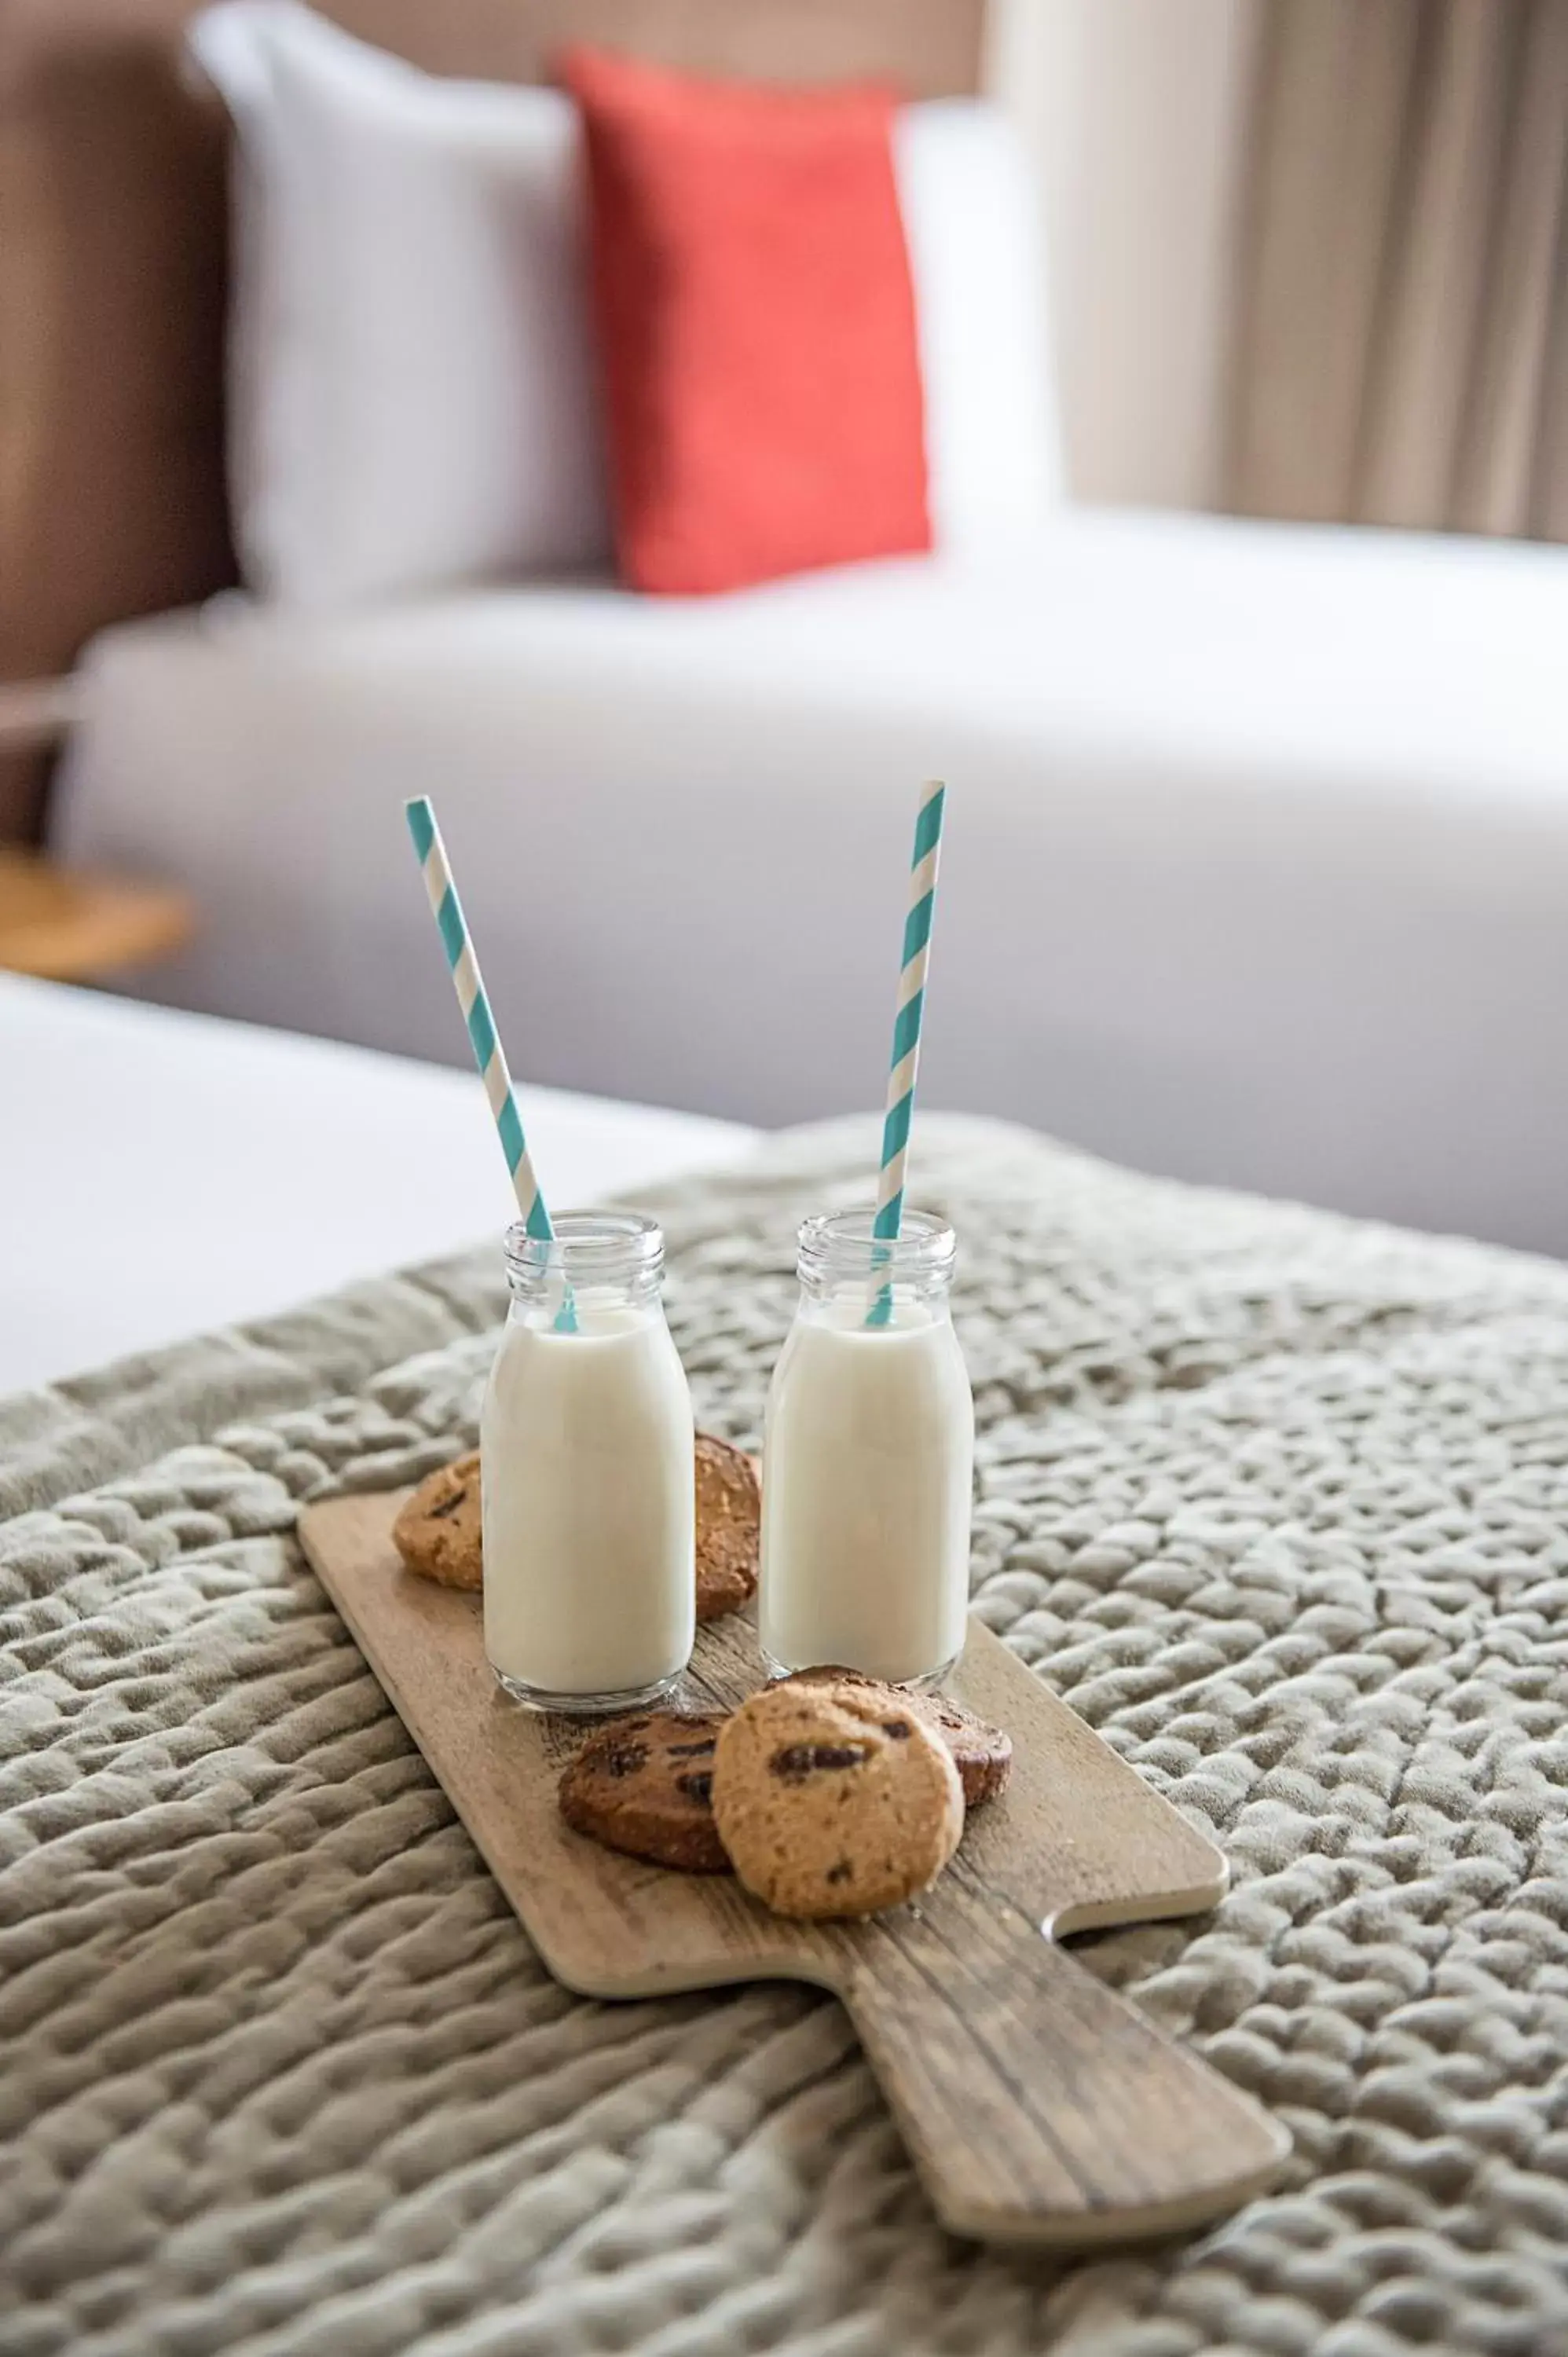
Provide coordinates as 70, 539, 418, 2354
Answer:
405, 797, 575, 1329
868, 779, 946, 1325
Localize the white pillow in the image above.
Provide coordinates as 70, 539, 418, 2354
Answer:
188, 2, 610, 608
894, 101, 1063, 547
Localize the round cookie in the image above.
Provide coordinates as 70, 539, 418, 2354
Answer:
393, 1450, 482, 1591
694, 1433, 760, 1622
906, 1691, 1013, 1808
779, 1666, 1013, 1809
559, 1711, 731, 1873
711, 1679, 964, 1919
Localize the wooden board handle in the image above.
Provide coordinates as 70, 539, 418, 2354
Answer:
841, 1865, 1290, 2245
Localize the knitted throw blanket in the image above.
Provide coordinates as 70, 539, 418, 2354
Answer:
4, 1116, 1567, 2357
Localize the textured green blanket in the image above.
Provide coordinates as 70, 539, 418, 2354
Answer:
4, 1116, 1567, 2355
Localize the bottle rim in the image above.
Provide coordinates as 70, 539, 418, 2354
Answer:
796, 1205, 955, 1283
504, 1209, 665, 1289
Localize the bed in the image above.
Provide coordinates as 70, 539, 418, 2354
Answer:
7, 0, 1568, 1264
0, 0, 984, 842
8, 13, 1568, 2347
9, 1105, 1568, 2355
0, 973, 755, 1394
57, 506, 1568, 1255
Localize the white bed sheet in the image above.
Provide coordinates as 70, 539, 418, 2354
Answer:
0, 977, 756, 1395
57, 509, 1568, 1252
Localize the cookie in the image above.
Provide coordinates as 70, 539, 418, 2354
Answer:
779, 1666, 1012, 1809
711, 1679, 964, 1919
903, 1691, 1013, 1808
559, 1711, 731, 1873
393, 1451, 482, 1590
694, 1433, 760, 1622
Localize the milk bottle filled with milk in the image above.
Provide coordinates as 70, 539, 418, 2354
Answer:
760, 1208, 974, 1685
482, 1211, 695, 1710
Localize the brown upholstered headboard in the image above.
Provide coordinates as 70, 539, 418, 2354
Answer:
0, 0, 985, 841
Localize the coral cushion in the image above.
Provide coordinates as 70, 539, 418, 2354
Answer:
564, 46, 932, 595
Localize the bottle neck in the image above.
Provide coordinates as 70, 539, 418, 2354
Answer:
794, 1207, 956, 1321
504, 1211, 666, 1325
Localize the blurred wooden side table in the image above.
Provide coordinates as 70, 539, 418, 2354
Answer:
0, 849, 194, 981
0, 679, 194, 981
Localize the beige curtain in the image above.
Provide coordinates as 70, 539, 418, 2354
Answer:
1227, 0, 1568, 541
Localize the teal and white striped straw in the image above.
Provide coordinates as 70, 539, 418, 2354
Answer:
405, 797, 575, 1329
868, 779, 947, 1325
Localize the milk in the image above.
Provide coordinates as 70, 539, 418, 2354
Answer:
760, 1295, 974, 1684
481, 1298, 694, 1706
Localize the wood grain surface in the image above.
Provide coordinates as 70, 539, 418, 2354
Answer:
299, 1490, 1291, 2245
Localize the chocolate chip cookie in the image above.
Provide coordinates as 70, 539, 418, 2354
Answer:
711, 1679, 964, 1918
778, 1666, 1012, 1807
559, 1710, 731, 1873
694, 1433, 760, 1622
392, 1450, 482, 1591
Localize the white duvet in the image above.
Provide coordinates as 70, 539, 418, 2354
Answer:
57, 509, 1568, 1251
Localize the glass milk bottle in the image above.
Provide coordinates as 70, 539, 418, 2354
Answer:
481, 1211, 694, 1711
760, 1209, 974, 1686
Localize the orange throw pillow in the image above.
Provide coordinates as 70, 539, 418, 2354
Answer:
564, 46, 932, 596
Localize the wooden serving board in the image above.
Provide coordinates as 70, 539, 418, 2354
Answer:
300, 1491, 1290, 2245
